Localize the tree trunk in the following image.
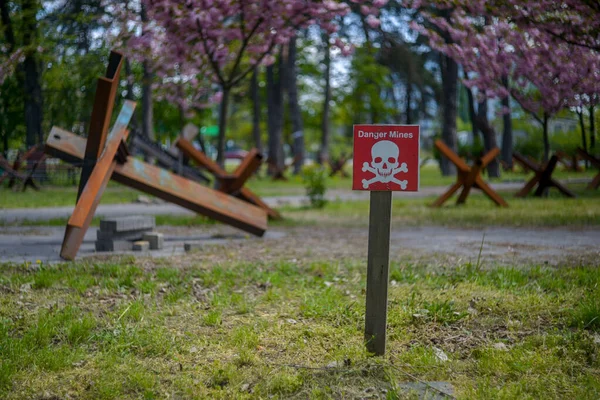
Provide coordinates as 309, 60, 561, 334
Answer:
501, 76, 513, 168
124, 58, 140, 133
405, 80, 413, 125
0, 0, 16, 52
542, 114, 550, 163
141, 3, 154, 148
320, 34, 332, 165
440, 53, 458, 176
287, 36, 305, 174
578, 109, 588, 169
590, 105, 596, 149
464, 75, 479, 145
216, 86, 230, 167
251, 67, 262, 151
22, 0, 43, 146
266, 53, 284, 172
1, 0, 14, 155
477, 99, 500, 178
141, 61, 154, 141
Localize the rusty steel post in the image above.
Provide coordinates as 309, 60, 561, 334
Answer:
176, 138, 281, 219
78, 51, 124, 201
60, 101, 136, 260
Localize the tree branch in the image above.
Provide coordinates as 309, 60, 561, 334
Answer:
196, 18, 227, 86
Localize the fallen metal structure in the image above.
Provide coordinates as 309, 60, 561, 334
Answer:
176, 138, 281, 219
44, 51, 267, 260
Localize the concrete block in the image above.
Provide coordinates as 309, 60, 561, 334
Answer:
99, 216, 155, 233
96, 229, 150, 241
184, 242, 202, 252
132, 241, 150, 251
95, 239, 133, 252
142, 232, 164, 250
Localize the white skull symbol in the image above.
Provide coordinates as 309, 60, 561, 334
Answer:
371, 141, 399, 182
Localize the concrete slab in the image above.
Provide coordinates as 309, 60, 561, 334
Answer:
99, 216, 155, 233
132, 241, 150, 251
96, 229, 152, 241
0, 226, 285, 264
143, 232, 164, 250
95, 239, 132, 252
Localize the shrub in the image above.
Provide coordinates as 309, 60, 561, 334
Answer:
301, 165, 328, 208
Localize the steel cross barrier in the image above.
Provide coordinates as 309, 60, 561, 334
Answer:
44, 50, 268, 260
175, 138, 281, 220
329, 154, 350, 178
0, 154, 40, 190
513, 153, 576, 198
0, 151, 43, 191
555, 150, 583, 172
431, 139, 509, 207
6, 145, 46, 189
576, 148, 600, 190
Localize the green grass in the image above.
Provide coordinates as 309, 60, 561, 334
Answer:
1, 164, 597, 208
281, 186, 600, 228
0, 183, 141, 208
0, 254, 599, 399
2, 183, 599, 229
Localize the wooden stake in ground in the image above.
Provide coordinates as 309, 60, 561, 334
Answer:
364, 191, 392, 355
353, 124, 421, 356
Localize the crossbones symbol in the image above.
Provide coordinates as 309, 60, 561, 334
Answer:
362, 140, 409, 189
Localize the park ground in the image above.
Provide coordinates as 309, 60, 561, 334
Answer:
0, 166, 600, 399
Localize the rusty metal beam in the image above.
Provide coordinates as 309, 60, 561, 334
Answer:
434, 140, 470, 173
78, 51, 124, 200
176, 138, 281, 219
176, 137, 224, 177
60, 101, 136, 260
432, 143, 508, 207
46, 129, 268, 239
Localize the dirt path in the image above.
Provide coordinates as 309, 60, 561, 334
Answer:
1, 224, 597, 266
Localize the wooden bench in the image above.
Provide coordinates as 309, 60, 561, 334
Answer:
431, 139, 508, 207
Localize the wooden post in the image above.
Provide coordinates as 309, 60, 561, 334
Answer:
364, 191, 392, 356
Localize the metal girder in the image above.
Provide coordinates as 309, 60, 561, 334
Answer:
176, 138, 281, 219
59, 101, 136, 260
46, 128, 268, 242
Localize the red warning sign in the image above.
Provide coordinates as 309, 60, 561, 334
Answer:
352, 125, 420, 191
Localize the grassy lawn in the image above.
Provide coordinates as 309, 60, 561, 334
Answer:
0, 184, 141, 209
0, 165, 597, 209
281, 186, 600, 228
0, 254, 599, 399
2, 186, 599, 229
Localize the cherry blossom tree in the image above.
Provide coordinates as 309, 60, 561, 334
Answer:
138, 0, 385, 165
412, 0, 600, 162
